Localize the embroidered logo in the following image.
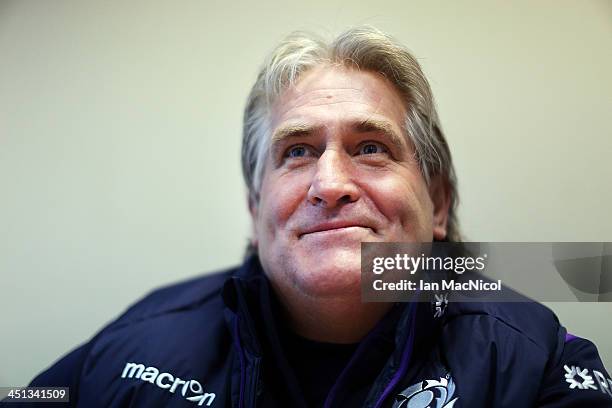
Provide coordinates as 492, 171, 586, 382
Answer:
564, 365, 597, 390
432, 293, 448, 318
392, 374, 458, 408
120, 362, 216, 406
563, 365, 612, 398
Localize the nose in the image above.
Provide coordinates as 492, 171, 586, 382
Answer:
307, 150, 360, 209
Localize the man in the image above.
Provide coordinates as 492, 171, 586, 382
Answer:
5, 26, 610, 407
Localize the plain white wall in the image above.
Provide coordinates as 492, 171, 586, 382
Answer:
1, 0, 610, 387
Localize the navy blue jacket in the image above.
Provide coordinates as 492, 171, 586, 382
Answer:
4, 255, 612, 407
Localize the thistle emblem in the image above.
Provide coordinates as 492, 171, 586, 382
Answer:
392, 375, 458, 408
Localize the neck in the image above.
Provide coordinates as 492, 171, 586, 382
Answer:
272, 287, 393, 344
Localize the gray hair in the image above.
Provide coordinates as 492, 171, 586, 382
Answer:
242, 26, 460, 242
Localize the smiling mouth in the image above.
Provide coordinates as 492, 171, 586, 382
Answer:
298, 225, 373, 239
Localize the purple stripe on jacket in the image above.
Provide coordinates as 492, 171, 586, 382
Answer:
565, 332, 578, 343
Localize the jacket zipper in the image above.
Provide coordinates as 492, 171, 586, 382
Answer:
232, 317, 247, 408
372, 301, 418, 408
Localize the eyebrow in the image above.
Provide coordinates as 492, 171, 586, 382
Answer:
270, 118, 406, 150
354, 118, 405, 150
270, 123, 318, 145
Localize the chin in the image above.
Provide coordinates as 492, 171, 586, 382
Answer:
291, 247, 363, 298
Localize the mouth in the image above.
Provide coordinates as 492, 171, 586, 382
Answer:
298, 222, 373, 238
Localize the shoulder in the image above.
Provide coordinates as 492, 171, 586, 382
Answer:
87, 266, 238, 357
439, 296, 611, 404
106, 266, 235, 330
438, 298, 561, 404
26, 265, 240, 392
443, 298, 561, 354
537, 332, 612, 404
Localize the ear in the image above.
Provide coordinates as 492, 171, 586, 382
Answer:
428, 175, 451, 240
248, 193, 259, 248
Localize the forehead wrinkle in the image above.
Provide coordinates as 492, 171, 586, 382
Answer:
276, 86, 369, 116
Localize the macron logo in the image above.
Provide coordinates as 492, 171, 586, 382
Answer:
121, 362, 216, 406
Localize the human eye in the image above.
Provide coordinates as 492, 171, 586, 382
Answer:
356, 141, 389, 156
284, 144, 315, 159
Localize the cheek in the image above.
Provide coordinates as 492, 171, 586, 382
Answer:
362, 171, 433, 228
258, 172, 311, 235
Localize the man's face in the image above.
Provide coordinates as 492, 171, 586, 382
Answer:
251, 65, 448, 299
